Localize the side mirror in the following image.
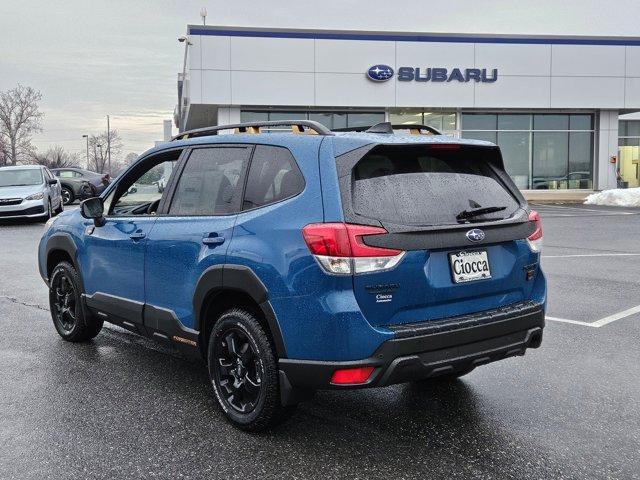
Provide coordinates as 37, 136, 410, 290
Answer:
48, 178, 58, 186
80, 197, 106, 227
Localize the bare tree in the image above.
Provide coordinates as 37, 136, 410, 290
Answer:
88, 129, 122, 173
0, 136, 9, 166
107, 151, 139, 176
124, 152, 138, 165
31, 145, 81, 169
0, 85, 44, 166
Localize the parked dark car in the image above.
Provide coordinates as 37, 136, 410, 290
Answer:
52, 168, 110, 205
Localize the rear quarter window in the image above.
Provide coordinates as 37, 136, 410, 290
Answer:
350, 144, 519, 227
242, 145, 304, 210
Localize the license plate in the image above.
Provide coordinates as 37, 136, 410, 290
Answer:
449, 250, 491, 283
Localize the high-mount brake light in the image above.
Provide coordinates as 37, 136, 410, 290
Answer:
427, 144, 461, 150
527, 210, 543, 253
302, 223, 405, 275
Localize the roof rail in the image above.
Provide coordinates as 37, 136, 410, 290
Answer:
172, 120, 334, 141
333, 122, 442, 135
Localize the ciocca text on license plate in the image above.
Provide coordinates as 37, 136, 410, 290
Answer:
449, 250, 491, 283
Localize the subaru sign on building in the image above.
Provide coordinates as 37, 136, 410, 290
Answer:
367, 64, 394, 82
176, 25, 640, 192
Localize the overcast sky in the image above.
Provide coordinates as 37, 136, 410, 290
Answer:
2, 0, 640, 160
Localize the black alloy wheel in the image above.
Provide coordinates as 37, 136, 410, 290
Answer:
208, 309, 294, 431
50, 266, 79, 334
213, 326, 263, 413
48, 262, 103, 342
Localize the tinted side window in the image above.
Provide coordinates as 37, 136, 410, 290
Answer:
169, 147, 250, 215
111, 160, 176, 214
243, 145, 304, 210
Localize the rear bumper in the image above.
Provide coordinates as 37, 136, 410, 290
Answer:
279, 301, 544, 396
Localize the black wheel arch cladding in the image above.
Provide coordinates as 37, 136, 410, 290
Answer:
44, 233, 84, 289
193, 264, 287, 358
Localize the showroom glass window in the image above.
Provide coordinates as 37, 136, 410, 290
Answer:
240, 111, 384, 130
389, 109, 457, 135
462, 113, 594, 189
618, 120, 640, 188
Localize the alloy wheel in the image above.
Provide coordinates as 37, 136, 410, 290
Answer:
50, 270, 78, 333
213, 327, 263, 413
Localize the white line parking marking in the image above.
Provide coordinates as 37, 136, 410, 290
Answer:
542, 253, 640, 258
546, 304, 640, 328
531, 204, 638, 216
591, 304, 640, 327
540, 212, 636, 217
535, 205, 619, 213
546, 316, 597, 327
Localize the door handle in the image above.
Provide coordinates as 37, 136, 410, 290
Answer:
130, 231, 146, 240
202, 235, 225, 246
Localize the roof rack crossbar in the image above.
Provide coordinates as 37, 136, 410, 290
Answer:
172, 120, 334, 141
333, 123, 442, 135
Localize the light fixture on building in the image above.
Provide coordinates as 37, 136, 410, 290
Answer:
200, 7, 207, 25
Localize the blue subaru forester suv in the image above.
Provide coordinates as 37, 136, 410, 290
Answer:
38, 120, 545, 431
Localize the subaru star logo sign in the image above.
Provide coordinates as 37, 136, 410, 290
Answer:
466, 229, 485, 242
367, 64, 394, 82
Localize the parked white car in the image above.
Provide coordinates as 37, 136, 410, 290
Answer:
0, 165, 64, 220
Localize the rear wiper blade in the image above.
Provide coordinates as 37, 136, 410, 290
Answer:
456, 206, 507, 221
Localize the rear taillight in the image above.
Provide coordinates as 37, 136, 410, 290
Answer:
330, 366, 375, 385
527, 210, 543, 253
302, 223, 405, 275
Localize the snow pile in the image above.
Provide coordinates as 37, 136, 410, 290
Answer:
584, 187, 640, 207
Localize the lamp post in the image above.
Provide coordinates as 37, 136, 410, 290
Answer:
177, 36, 194, 132
106, 115, 112, 176
97, 144, 103, 173
82, 134, 89, 167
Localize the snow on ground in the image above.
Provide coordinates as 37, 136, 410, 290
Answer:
584, 187, 640, 207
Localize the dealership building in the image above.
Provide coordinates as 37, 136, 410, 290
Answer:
176, 25, 640, 192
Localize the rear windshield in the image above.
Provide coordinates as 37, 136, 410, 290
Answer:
351, 145, 519, 227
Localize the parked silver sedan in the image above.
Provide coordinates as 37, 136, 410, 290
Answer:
0, 165, 63, 220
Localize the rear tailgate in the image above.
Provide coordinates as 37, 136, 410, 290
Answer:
336, 142, 539, 327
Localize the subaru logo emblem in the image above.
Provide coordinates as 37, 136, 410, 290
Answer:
367, 64, 394, 82
466, 229, 485, 242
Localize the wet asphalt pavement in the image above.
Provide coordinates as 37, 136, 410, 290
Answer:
1, 204, 639, 479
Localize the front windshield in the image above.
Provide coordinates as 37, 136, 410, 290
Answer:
0, 169, 43, 187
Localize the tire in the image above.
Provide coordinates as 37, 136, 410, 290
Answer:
55, 199, 64, 215
61, 187, 74, 205
48, 261, 103, 342
208, 309, 294, 431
